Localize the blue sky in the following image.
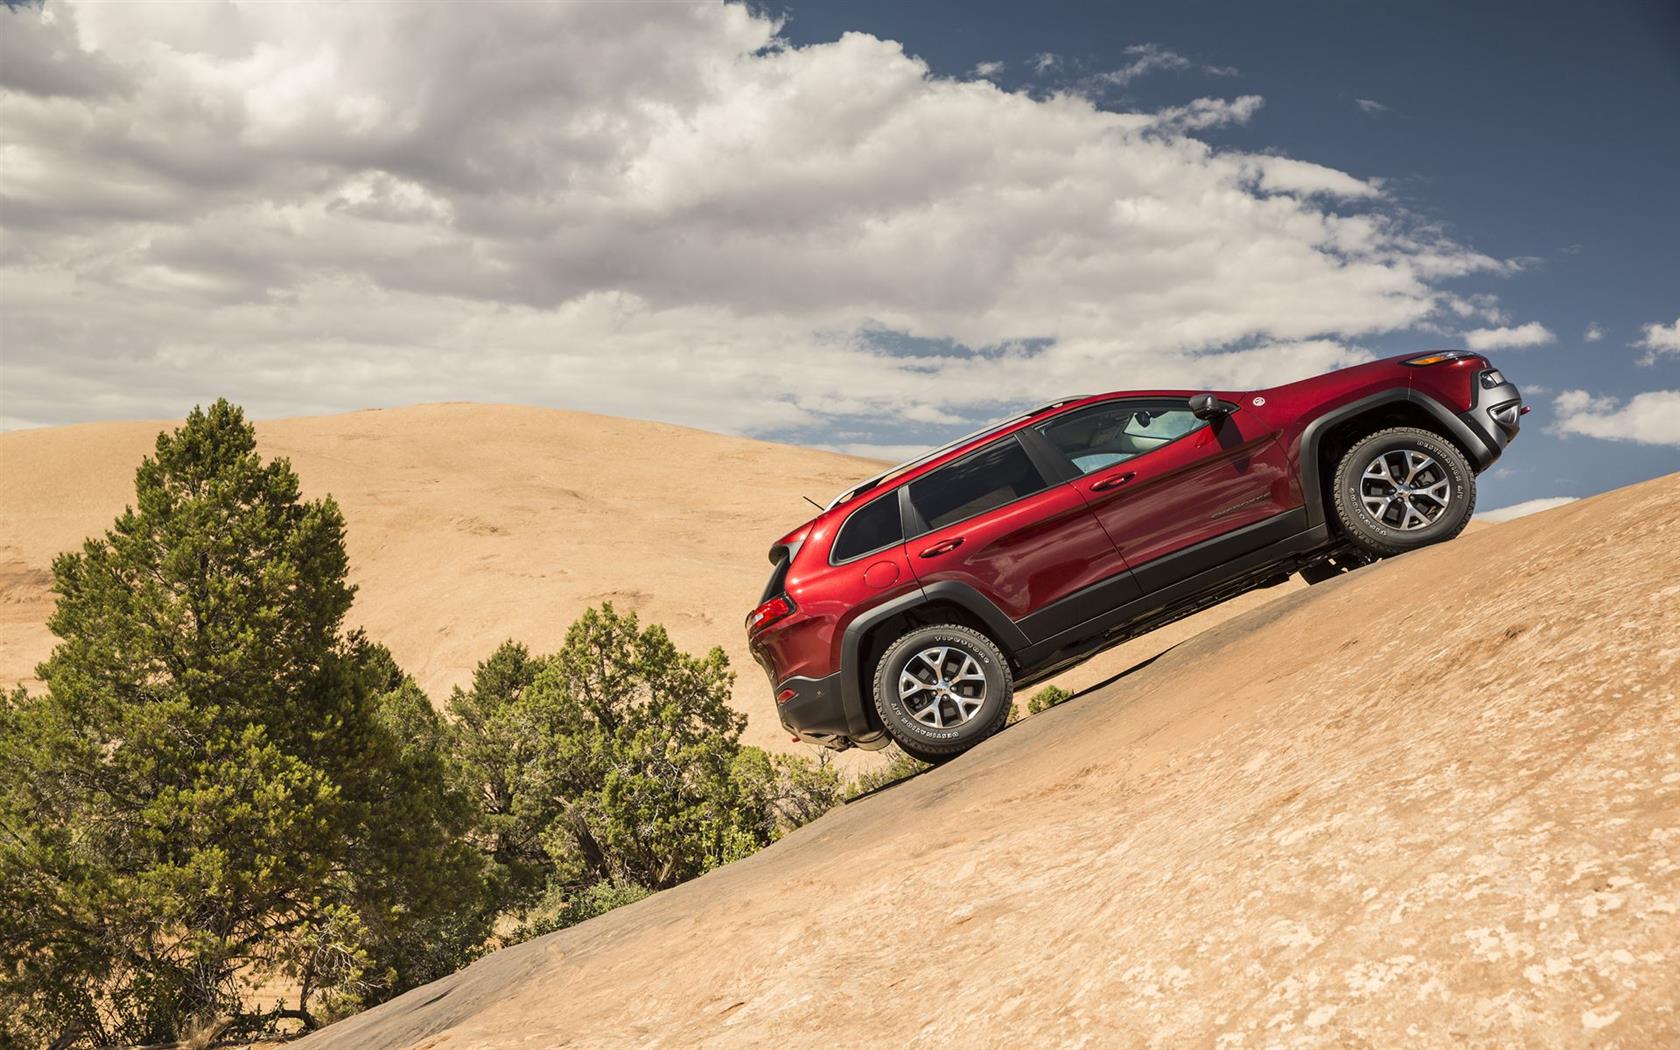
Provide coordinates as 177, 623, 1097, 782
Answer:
0, 0, 1675, 513
774, 0, 1680, 508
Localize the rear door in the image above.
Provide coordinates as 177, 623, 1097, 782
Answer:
1025, 397, 1297, 593
901, 434, 1138, 634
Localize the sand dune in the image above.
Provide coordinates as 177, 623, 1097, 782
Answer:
296, 473, 1680, 1048
0, 403, 1304, 756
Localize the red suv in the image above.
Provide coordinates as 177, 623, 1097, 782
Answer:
747, 351, 1524, 761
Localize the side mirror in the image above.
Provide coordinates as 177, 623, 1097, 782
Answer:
1189, 393, 1238, 421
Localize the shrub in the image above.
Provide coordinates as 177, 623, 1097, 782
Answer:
512, 879, 654, 941
450, 606, 846, 946
1027, 684, 1074, 714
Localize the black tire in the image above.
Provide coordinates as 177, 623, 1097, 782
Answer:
1331, 427, 1475, 558
872, 624, 1013, 762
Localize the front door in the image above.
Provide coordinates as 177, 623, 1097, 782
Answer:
1025, 396, 1297, 593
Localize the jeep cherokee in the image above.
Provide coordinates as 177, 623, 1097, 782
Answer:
746, 351, 1524, 761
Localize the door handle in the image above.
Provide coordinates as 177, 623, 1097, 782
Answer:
1089, 471, 1136, 493
919, 538, 964, 558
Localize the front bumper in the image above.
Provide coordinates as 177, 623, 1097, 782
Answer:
1457, 369, 1524, 469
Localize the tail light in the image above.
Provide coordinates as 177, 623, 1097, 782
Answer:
746, 595, 795, 633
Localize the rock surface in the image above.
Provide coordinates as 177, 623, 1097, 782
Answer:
297, 473, 1680, 1048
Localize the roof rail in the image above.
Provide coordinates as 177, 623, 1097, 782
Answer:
826, 394, 1088, 510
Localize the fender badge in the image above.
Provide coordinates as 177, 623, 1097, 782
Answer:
1252, 396, 1266, 406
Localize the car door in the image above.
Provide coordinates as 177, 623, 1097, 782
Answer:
901, 433, 1139, 633
1024, 396, 1297, 593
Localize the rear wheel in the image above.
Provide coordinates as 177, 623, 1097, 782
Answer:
872, 624, 1013, 762
1331, 427, 1474, 557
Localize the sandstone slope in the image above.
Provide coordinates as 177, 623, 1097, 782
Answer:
298, 473, 1680, 1049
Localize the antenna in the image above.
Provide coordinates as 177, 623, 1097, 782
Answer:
802, 495, 822, 511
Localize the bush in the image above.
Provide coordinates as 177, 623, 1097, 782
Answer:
512, 879, 654, 941
0, 401, 485, 1047
1027, 684, 1074, 714
449, 606, 845, 947
729, 745, 846, 838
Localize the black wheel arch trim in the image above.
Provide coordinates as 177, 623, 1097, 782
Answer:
837, 581, 1029, 736
1297, 388, 1495, 530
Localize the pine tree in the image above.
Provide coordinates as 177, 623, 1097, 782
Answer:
0, 401, 484, 1046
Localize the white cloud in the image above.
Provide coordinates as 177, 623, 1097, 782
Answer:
971, 60, 1004, 79
1635, 316, 1680, 364
1553, 389, 1680, 447
1463, 323, 1556, 351
1150, 95, 1265, 132
1354, 98, 1390, 115
1095, 43, 1192, 87
1245, 154, 1382, 198
0, 2, 1512, 437
1583, 322, 1604, 342
1477, 496, 1580, 523
1078, 44, 1240, 93
1031, 52, 1060, 75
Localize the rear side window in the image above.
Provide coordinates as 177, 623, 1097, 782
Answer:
907, 436, 1049, 533
831, 494, 903, 563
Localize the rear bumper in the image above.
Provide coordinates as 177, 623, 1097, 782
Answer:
1456, 370, 1524, 469
772, 672, 853, 744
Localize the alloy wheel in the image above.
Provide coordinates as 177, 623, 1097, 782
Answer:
1360, 448, 1452, 531
897, 646, 987, 729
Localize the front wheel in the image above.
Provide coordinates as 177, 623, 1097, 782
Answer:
872, 624, 1013, 762
1331, 427, 1475, 558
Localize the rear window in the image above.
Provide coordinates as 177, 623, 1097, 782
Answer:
760, 547, 794, 602
907, 436, 1049, 533
831, 493, 903, 563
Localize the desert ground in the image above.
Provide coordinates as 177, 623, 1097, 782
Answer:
294, 473, 1680, 1049
0, 403, 1302, 757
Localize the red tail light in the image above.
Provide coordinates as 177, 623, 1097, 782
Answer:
746, 595, 795, 633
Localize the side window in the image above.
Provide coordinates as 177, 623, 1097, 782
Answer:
1035, 400, 1205, 476
907, 436, 1049, 533
831, 493, 903, 563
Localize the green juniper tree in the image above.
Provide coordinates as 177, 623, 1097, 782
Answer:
444, 640, 554, 915
0, 401, 485, 1046
450, 606, 843, 940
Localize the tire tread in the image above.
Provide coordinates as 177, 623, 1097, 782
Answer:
1330, 426, 1475, 557
872, 624, 1013, 761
